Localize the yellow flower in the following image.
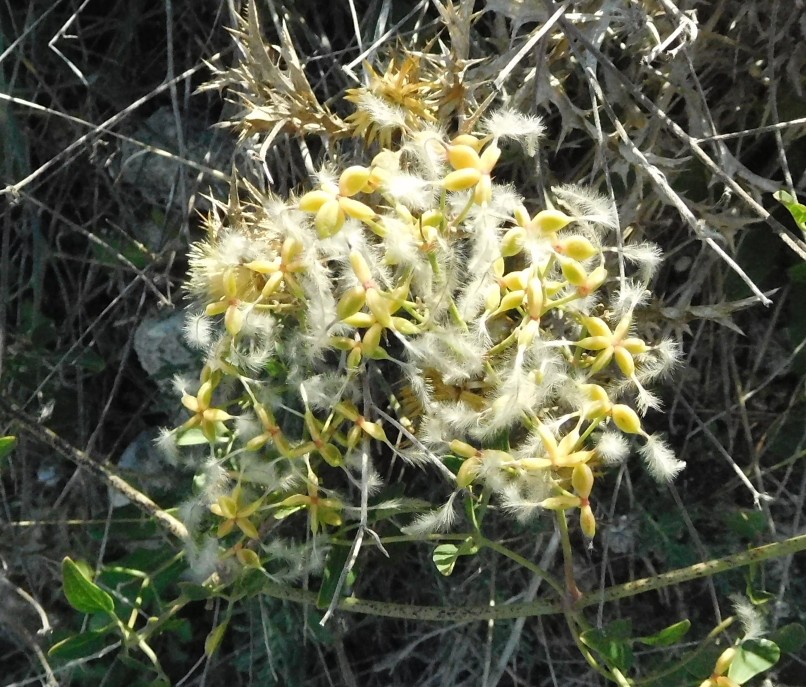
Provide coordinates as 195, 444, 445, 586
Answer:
180, 380, 233, 442
210, 485, 263, 539
274, 469, 343, 535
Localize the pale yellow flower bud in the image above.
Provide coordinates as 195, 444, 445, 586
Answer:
450, 440, 479, 459
526, 278, 543, 320
572, 463, 594, 499
349, 250, 373, 285
447, 144, 481, 170
339, 165, 371, 197
298, 189, 332, 213
339, 197, 376, 222
315, 198, 345, 237
337, 285, 367, 320
500, 227, 525, 257
560, 257, 587, 286
580, 503, 596, 538
531, 209, 573, 234
443, 168, 482, 191
612, 404, 642, 434
555, 236, 598, 261
614, 347, 636, 376
540, 495, 581, 510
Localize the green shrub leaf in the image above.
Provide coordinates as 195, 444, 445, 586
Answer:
580, 620, 634, 671
770, 623, 806, 655
62, 557, 115, 615
727, 638, 780, 683
774, 189, 806, 232
0, 436, 16, 464
433, 544, 461, 576
48, 629, 113, 660
204, 619, 229, 657
637, 619, 691, 647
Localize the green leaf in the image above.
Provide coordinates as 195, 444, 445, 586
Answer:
727, 638, 780, 684
580, 620, 635, 672
317, 545, 354, 609
432, 539, 477, 577
433, 544, 461, 576
204, 619, 229, 657
179, 581, 217, 601
0, 435, 16, 465
770, 623, 806, 655
637, 619, 691, 647
62, 557, 115, 615
177, 428, 213, 446
724, 508, 768, 539
49, 629, 113, 660
774, 189, 806, 232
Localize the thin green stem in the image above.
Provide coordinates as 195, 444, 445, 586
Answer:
478, 536, 564, 595
556, 509, 582, 601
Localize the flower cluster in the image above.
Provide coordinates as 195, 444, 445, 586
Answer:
168, 57, 683, 575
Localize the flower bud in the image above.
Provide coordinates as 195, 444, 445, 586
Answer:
222, 267, 240, 298
614, 346, 636, 377
349, 250, 373, 285
391, 317, 419, 335
261, 271, 284, 298
298, 189, 332, 213
580, 265, 608, 294
479, 142, 501, 172
339, 165, 371, 197
713, 647, 737, 676
526, 278, 543, 320
623, 337, 649, 354
443, 168, 482, 191
456, 456, 481, 488
474, 174, 493, 205
531, 209, 573, 234
366, 288, 393, 328
447, 144, 481, 170
560, 257, 587, 286
339, 197, 376, 222
540, 495, 581, 510
361, 322, 384, 357
337, 285, 367, 320
580, 503, 596, 538
555, 236, 598, 261
495, 289, 525, 314
612, 404, 642, 434
451, 133, 481, 149
572, 463, 594, 499
315, 198, 345, 237
500, 227, 525, 257
319, 443, 344, 467
484, 284, 501, 311
582, 316, 612, 338
225, 303, 244, 336
450, 440, 479, 459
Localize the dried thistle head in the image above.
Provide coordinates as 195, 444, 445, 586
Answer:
201, 2, 347, 147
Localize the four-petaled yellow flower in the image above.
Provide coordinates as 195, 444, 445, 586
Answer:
275, 470, 343, 535
180, 380, 233, 442
210, 485, 263, 539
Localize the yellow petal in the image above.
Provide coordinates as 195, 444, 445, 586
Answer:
299, 189, 333, 213
447, 143, 481, 170
339, 165, 371, 197
443, 168, 482, 191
